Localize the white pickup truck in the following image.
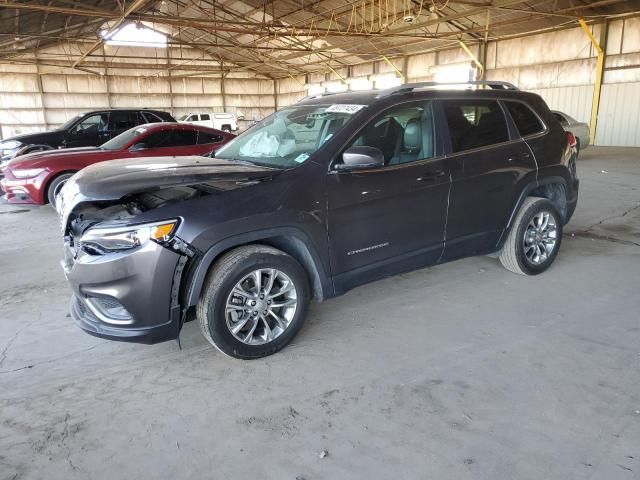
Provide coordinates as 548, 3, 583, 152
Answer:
178, 112, 238, 132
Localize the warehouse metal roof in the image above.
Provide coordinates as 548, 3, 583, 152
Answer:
1, 0, 638, 78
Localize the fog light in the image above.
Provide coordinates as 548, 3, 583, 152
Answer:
84, 295, 134, 325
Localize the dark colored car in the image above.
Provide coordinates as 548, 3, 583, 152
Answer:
1, 123, 234, 206
0, 108, 175, 165
57, 81, 579, 359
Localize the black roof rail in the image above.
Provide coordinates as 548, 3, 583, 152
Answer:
378, 80, 519, 97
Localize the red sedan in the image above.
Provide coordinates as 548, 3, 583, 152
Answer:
1, 122, 234, 206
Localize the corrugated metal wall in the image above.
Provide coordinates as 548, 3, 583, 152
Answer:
529, 85, 595, 124
597, 82, 640, 146
0, 43, 277, 138
595, 18, 640, 146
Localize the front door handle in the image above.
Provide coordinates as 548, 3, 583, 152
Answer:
417, 170, 446, 182
507, 152, 531, 162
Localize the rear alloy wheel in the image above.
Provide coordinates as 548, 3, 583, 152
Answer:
198, 245, 310, 359
47, 173, 75, 208
499, 197, 563, 275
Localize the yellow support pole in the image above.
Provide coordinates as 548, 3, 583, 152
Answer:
327, 65, 346, 82
579, 18, 605, 146
458, 40, 484, 79
382, 55, 404, 79
288, 74, 304, 87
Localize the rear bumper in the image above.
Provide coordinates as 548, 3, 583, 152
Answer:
62, 238, 185, 344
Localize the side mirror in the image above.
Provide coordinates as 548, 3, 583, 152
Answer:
337, 146, 384, 170
129, 142, 147, 152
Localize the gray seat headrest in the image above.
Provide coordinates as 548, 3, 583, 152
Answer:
403, 118, 421, 152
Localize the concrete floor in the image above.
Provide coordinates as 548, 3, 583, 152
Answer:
1, 146, 639, 480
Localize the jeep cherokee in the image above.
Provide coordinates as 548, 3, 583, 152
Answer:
57, 81, 579, 359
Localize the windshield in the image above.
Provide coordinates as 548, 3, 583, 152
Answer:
214, 104, 365, 168
178, 114, 189, 121
100, 126, 148, 150
60, 115, 82, 130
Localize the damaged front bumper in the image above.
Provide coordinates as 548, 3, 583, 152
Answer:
61, 236, 190, 344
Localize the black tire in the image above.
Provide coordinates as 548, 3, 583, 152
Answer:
47, 172, 75, 208
197, 245, 310, 359
221, 125, 231, 132
575, 138, 581, 157
499, 197, 563, 275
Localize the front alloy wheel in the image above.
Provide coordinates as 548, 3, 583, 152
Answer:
198, 245, 310, 359
225, 268, 298, 345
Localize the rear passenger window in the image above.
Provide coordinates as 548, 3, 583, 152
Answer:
347, 101, 434, 166
143, 131, 173, 148
505, 102, 544, 137
443, 100, 509, 153
201, 114, 211, 121
172, 130, 199, 146
111, 111, 140, 131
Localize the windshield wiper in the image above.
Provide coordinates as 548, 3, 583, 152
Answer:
216, 157, 259, 166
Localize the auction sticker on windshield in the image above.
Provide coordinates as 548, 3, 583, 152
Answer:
325, 104, 366, 114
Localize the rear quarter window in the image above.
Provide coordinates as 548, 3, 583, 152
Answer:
505, 101, 545, 137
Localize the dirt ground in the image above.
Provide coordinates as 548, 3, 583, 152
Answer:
1, 146, 639, 480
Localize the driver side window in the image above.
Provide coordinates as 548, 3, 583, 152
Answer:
73, 113, 108, 134
347, 102, 434, 166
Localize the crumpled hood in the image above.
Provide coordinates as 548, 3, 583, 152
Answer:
57, 155, 279, 230
69, 155, 279, 199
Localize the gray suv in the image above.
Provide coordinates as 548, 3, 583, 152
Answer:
58, 81, 579, 359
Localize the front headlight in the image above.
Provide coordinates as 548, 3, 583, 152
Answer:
80, 220, 178, 254
11, 168, 46, 179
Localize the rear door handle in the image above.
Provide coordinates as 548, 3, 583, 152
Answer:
417, 170, 446, 182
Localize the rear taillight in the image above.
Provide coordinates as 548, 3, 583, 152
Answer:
566, 131, 577, 147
